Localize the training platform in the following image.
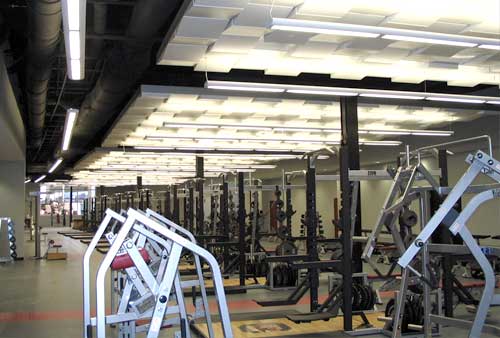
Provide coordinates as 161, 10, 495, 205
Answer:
192, 312, 383, 337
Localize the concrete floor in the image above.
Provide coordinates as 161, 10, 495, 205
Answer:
0, 228, 499, 338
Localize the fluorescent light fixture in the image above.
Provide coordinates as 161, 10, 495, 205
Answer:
164, 123, 219, 129
478, 44, 500, 50
66, 0, 80, 30
271, 18, 380, 38
360, 93, 424, 100
369, 130, 410, 135
48, 158, 63, 173
220, 125, 272, 131
410, 132, 453, 136
208, 85, 284, 93
382, 34, 477, 47
70, 59, 82, 80
61, 0, 85, 80
68, 31, 80, 59
361, 141, 402, 146
269, 18, 496, 50
35, 175, 47, 183
426, 97, 485, 104
24, 179, 31, 184
62, 108, 78, 151
204, 80, 494, 106
486, 100, 500, 105
287, 89, 358, 96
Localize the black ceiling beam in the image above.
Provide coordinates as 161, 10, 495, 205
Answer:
143, 65, 500, 98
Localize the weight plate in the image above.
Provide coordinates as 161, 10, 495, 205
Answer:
275, 266, 283, 287
275, 241, 297, 256
282, 266, 290, 286
399, 208, 418, 227
275, 200, 284, 210
276, 210, 287, 223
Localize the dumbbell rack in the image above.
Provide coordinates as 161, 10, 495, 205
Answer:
0, 217, 17, 262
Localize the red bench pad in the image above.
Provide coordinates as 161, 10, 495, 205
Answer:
111, 248, 151, 270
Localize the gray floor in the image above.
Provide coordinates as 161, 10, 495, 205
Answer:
0, 228, 499, 338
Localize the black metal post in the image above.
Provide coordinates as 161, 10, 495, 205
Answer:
196, 156, 204, 235
173, 185, 180, 224
69, 187, 73, 227
188, 187, 194, 233
165, 187, 171, 218
285, 177, 293, 229
430, 149, 456, 317
339, 96, 362, 331
306, 156, 319, 312
221, 179, 230, 268
238, 172, 246, 287
339, 145, 353, 331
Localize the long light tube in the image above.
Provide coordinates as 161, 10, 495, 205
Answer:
24, 179, 31, 184
205, 80, 496, 106
160, 121, 453, 137
270, 18, 496, 49
61, 0, 86, 80
62, 108, 78, 151
48, 159, 63, 173
35, 175, 47, 183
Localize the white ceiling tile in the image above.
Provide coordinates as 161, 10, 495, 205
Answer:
233, 3, 293, 27
263, 30, 316, 44
427, 21, 469, 34
290, 41, 338, 58
210, 35, 261, 53
159, 43, 207, 63
186, 0, 248, 20
337, 12, 386, 26
176, 16, 229, 40
344, 37, 393, 51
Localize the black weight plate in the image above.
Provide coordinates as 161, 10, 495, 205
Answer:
275, 266, 283, 287
289, 267, 297, 286
275, 200, 284, 210
351, 284, 361, 311
360, 285, 371, 311
361, 285, 372, 311
399, 209, 418, 227
276, 226, 289, 240
282, 266, 290, 286
276, 210, 287, 222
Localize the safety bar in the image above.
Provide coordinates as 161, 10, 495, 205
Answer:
82, 209, 126, 338
413, 135, 493, 158
95, 209, 233, 338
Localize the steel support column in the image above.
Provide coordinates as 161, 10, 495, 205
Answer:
339, 96, 362, 331
306, 156, 319, 312
196, 156, 204, 234
238, 172, 246, 287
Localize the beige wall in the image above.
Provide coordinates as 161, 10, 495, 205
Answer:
0, 52, 25, 258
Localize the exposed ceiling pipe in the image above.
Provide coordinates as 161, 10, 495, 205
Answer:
72, 0, 181, 150
25, 0, 62, 149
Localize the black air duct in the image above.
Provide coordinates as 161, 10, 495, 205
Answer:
72, 0, 181, 149
25, 0, 61, 148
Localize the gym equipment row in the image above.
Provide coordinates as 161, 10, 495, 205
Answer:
396, 144, 500, 338
83, 208, 233, 338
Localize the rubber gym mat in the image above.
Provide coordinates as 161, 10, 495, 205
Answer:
192, 312, 384, 337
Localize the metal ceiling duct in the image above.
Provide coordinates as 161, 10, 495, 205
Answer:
25, 0, 62, 149
72, 0, 181, 150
